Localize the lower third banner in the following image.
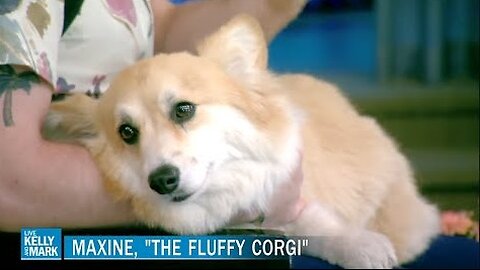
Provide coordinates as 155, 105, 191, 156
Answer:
20, 228, 309, 260
63, 235, 309, 260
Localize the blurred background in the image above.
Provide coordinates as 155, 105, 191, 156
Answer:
269, 0, 479, 218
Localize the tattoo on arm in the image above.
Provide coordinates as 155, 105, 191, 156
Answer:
0, 65, 40, 126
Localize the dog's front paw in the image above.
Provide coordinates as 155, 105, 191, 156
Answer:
341, 231, 397, 269
307, 230, 398, 269
333, 231, 397, 269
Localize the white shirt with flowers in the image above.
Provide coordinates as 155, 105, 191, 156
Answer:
0, 0, 154, 95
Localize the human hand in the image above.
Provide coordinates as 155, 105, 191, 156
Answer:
229, 151, 305, 228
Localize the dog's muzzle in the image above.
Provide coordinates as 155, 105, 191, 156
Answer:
149, 164, 180, 194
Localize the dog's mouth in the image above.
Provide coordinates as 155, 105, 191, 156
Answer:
171, 193, 192, 202
169, 163, 213, 203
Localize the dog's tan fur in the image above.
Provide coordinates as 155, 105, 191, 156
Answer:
44, 15, 439, 268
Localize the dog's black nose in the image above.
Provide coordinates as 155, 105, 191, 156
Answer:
148, 164, 180, 194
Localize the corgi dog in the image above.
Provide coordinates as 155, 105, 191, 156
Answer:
43, 15, 440, 268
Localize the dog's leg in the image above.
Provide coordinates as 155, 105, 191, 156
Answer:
283, 202, 398, 269
370, 180, 440, 264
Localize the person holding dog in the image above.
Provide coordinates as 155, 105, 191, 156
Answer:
0, 0, 306, 231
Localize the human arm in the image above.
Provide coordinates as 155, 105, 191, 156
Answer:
152, 0, 307, 53
0, 66, 136, 232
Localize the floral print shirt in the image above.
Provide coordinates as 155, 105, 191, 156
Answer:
0, 0, 154, 95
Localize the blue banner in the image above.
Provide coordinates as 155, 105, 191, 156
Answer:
20, 228, 310, 260
64, 235, 309, 260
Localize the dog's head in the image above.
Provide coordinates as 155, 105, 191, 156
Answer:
45, 15, 301, 233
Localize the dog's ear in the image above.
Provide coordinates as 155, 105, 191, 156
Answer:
197, 14, 267, 80
42, 94, 99, 147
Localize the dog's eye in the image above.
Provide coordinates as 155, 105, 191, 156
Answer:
171, 101, 196, 124
118, 124, 139, 145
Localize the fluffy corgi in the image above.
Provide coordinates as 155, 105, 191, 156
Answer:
43, 15, 440, 268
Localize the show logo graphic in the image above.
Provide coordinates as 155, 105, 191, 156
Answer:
21, 228, 62, 260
